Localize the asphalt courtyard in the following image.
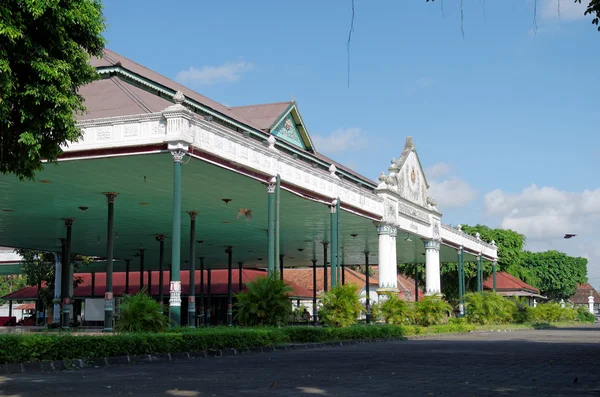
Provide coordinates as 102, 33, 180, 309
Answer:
1, 325, 599, 397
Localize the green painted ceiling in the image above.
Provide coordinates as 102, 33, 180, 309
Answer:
0, 153, 475, 271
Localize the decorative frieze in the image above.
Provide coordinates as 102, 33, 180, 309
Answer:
398, 202, 430, 224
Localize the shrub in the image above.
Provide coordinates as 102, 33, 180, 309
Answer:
373, 294, 414, 325
414, 296, 452, 326
234, 274, 293, 326
527, 303, 578, 323
464, 292, 516, 325
319, 284, 363, 328
116, 291, 168, 333
577, 306, 596, 323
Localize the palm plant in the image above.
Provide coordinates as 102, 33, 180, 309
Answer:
234, 274, 293, 326
115, 290, 168, 333
464, 292, 516, 325
319, 284, 363, 328
375, 294, 414, 325
414, 296, 452, 326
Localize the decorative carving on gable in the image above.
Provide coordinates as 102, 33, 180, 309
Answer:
272, 114, 305, 149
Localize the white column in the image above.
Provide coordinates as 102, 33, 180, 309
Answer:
423, 239, 441, 296
376, 224, 398, 296
589, 294, 595, 314
52, 253, 62, 324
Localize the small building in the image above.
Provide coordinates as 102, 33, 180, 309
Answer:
569, 283, 600, 315
483, 272, 545, 306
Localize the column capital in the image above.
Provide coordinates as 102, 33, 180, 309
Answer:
103, 192, 119, 203
457, 245, 463, 254
171, 148, 186, 163
63, 218, 76, 226
423, 239, 441, 251
155, 234, 166, 242
187, 211, 199, 220
376, 223, 397, 237
267, 177, 276, 193
492, 259, 498, 266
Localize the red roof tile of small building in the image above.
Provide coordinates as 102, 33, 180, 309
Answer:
569, 283, 600, 304
283, 268, 378, 296
2, 269, 312, 300
483, 272, 539, 294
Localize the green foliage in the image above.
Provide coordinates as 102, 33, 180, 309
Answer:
520, 251, 587, 300
0, 327, 291, 364
576, 306, 596, 323
0, 275, 27, 302
0, 0, 106, 179
234, 275, 293, 326
414, 296, 452, 326
464, 292, 516, 325
319, 284, 363, 328
526, 303, 579, 323
461, 225, 525, 273
372, 294, 414, 325
115, 292, 168, 333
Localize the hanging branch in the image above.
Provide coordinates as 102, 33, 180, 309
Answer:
460, 0, 465, 39
533, 0, 538, 37
347, 0, 355, 88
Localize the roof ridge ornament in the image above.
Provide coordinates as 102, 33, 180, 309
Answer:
329, 164, 340, 180
404, 136, 415, 151
266, 134, 277, 150
173, 90, 185, 104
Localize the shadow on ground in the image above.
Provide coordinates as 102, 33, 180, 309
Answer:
1, 324, 599, 396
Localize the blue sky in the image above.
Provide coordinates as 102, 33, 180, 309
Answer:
102, 0, 600, 288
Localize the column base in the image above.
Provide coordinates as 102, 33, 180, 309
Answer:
424, 291, 443, 298
376, 288, 399, 300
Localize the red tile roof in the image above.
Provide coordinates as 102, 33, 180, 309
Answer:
483, 272, 539, 294
230, 102, 291, 131
569, 283, 600, 305
371, 266, 424, 302
283, 267, 378, 296
2, 269, 312, 300
87, 49, 263, 131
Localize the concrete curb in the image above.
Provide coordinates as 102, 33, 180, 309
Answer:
0, 337, 405, 375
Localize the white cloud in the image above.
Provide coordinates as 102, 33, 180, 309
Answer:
428, 177, 479, 208
175, 61, 253, 85
425, 162, 478, 209
540, 0, 588, 21
484, 185, 600, 289
425, 162, 452, 180
312, 128, 368, 154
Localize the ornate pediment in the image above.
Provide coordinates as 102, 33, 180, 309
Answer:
376, 137, 439, 212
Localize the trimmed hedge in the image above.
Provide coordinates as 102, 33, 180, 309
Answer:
0, 328, 290, 365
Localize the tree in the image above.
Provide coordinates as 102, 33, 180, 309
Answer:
398, 225, 528, 301
234, 274, 293, 326
0, 0, 106, 180
521, 250, 587, 300
0, 275, 27, 303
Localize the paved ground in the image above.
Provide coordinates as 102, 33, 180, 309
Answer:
1, 325, 599, 397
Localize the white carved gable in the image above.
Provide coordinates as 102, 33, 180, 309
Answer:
376, 137, 438, 212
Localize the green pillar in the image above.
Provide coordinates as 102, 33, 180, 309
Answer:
125, 259, 130, 295
238, 261, 243, 291
138, 248, 145, 292
279, 255, 284, 281
477, 254, 483, 293
312, 259, 318, 326
103, 193, 117, 332
199, 257, 205, 326
493, 260, 497, 293
61, 219, 74, 328
188, 211, 198, 328
206, 266, 212, 325
322, 242, 329, 292
157, 235, 165, 303
458, 247, 465, 317
275, 174, 281, 270
267, 179, 276, 275
226, 246, 233, 326
365, 251, 371, 324
169, 149, 184, 326
330, 203, 337, 288
336, 198, 341, 285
